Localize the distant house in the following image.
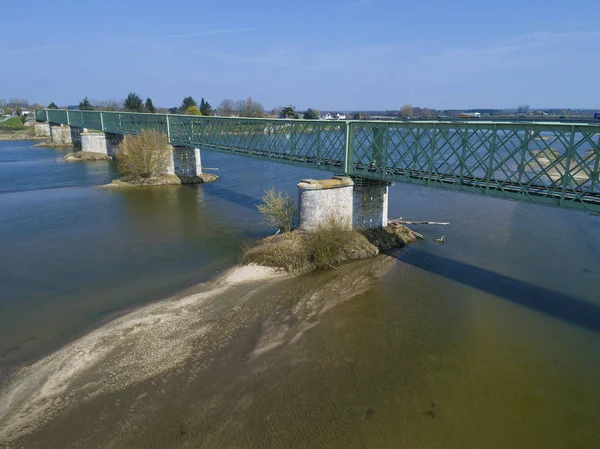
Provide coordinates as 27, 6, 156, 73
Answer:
321, 112, 347, 120
21, 110, 32, 117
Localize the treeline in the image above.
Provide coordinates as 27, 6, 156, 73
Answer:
0, 98, 45, 115
38, 95, 325, 120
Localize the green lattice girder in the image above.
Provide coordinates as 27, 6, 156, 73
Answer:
348, 121, 600, 213
35, 110, 600, 213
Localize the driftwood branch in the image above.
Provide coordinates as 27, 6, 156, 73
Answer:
389, 218, 449, 226
401, 221, 450, 225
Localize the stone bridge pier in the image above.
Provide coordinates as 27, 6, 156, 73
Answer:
47, 125, 81, 147
297, 176, 389, 231
80, 131, 123, 157
34, 121, 51, 138
168, 147, 202, 177
74, 129, 204, 176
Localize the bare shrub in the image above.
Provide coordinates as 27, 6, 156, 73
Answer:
257, 188, 297, 233
117, 130, 171, 179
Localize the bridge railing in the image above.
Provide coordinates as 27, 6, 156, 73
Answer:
349, 121, 600, 212
168, 115, 346, 169
35, 109, 600, 213
36, 109, 347, 170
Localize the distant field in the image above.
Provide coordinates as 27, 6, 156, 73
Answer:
0, 116, 26, 130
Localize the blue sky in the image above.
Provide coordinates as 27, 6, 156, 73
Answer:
2, 0, 599, 110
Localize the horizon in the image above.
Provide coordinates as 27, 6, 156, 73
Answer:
2, 0, 599, 110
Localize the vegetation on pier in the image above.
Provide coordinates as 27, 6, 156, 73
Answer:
117, 129, 172, 179
105, 129, 218, 187
243, 217, 418, 273
243, 191, 419, 273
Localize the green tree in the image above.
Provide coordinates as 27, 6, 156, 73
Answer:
199, 97, 212, 116
78, 97, 94, 111
145, 98, 156, 113
124, 93, 144, 112
180, 96, 197, 113
303, 108, 320, 120
351, 112, 361, 120
184, 105, 202, 115
48, 102, 58, 109
280, 106, 298, 119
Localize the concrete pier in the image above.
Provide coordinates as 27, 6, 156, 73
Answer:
80, 132, 122, 157
167, 147, 203, 177
34, 122, 51, 138
297, 176, 389, 231
352, 181, 389, 229
174, 147, 202, 176
50, 126, 73, 146
297, 177, 354, 231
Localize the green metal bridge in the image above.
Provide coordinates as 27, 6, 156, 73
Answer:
36, 109, 600, 213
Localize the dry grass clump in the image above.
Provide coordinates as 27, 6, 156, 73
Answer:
117, 129, 171, 179
305, 217, 355, 269
243, 232, 312, 273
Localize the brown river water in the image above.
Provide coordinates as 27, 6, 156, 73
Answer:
0, 141, 599, 448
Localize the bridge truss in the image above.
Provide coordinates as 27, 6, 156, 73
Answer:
36, 109, 600, 213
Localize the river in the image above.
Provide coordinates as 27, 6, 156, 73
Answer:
0, 140, 599, 448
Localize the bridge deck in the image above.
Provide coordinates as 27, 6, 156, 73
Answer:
36, 109, 600, 213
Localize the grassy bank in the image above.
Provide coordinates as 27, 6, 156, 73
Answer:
0, 117, 26, 131
243, 221, 420, 273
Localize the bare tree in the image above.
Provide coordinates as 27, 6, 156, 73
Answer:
399, 104, 413, 118
233, 97, 265, 118
234, 99, 247, 115
93, 100, 123, 111
217, 99, 235, 116
248, 100, 265, 118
